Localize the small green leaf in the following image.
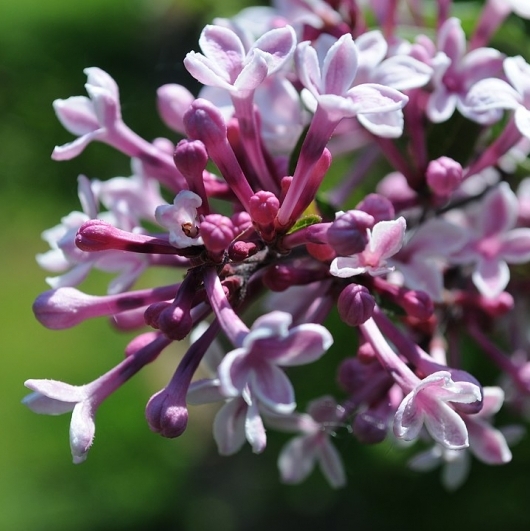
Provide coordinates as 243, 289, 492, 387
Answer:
286, 214, 322, 235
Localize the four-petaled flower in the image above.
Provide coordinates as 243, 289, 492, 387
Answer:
330, 217, 406, 278
218, 311, 333, 414
394, 371, 482, 449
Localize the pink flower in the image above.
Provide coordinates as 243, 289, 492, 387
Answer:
218, 311, 333, 414
330, 216, 406, 278
393, 371, 482, 449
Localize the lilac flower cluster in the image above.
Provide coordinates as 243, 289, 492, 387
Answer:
24, 0, 530, 490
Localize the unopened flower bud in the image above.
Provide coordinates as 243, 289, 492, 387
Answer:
228, 240, 260, 261
327, 210, 373, 256
356, 193, 395, 223
352, 402, 390, 444
157, 84, 195, 134
400, 289, 434, 321
338, 284, 375, 326
200, 214, 235, 254
426, 156, 463, 197
145, 388, 188, 438
249, 191, 280, 225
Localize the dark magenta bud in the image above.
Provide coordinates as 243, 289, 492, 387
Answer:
338, 284, 375, 326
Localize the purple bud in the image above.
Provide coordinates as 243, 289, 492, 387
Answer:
231, 211, 252, 234
327, 210, 374, 256
174, 139, 208, 175
352, 403, 390, 444
200, 214, 235, 254
76, 219, 177, 254
376, 172, 418, 207
33, 288, 97, 329
400, 289, 434, 320
144, 301, 170, 329
228, 240, 260, 261
158, 304, 194, 340
157, 84, 195, 134
426, 156, 463, 197
145, 388, 188, 438
338, 284, 375, 326
184, 98, 227, 147
249, 191, 280, 225
355, 193, 395, 223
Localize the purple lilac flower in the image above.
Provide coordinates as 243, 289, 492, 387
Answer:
23, 0, 530, 490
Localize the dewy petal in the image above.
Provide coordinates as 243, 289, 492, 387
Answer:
356, 30, 387, 70
460, 47, 504, 86
427, 87, 457, 123
479, 182, 518, 237
245, 397, 267, 453
357, 109, 404, 138
329, 255, 367, 278
317, 437, 346, 488
250, 363, 295, 414
24, 379, 87, 403
465, 78, 521, 112
199, 25, 245, 82
515, 106, 530, 139
442, 451, 471, 491
438, 17, 465, 64
348, 83, 408, 114
233, 51, 269, 94
266, 323, 333, 366
478, 386, 505, 417
296, 41, 322, 96
321, 34, 359, 95
369, 217, 406, 260
467, 421, 512, 465
22, 392, 77, 415
84, 67, 119, 100
217, 348, 250, 397
213, 398, 247, 455
69, 400, 96, 464
250, 25, 296, 74
394, 391, 424, 441
504, 55, 530, 96
423, 401, 469, 449
184, 52, 235, 90
52, 130, 103, 161
246, 310, 292, 343
472, 258, 510, 298
53, 97, 99, 135
278, 435, 318, 484
374, 56, 433, 91
186, 378, 225, 405
501, 228, 530, 262
85, 85, 120, 127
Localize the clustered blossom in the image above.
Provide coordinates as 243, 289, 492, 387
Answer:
25, 0, 530, 489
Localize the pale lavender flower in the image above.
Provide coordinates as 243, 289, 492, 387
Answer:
270, 396, 346, 488
394, 371, 482, 449
426, 17, 504, 123
450, 182, 530, 298
330, 217, 406, 278
37, 175, 148, 294
217, 310, 332, 414
184, 24, 296, 99
465, 56, 530, 138
23, 333, 169, 463
155, 191, 204, 249
390, 218, 468, 302
408, 387, 522, 490
52, 68, 121, 160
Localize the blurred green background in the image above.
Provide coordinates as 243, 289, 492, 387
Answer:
2, 0, 530, 529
